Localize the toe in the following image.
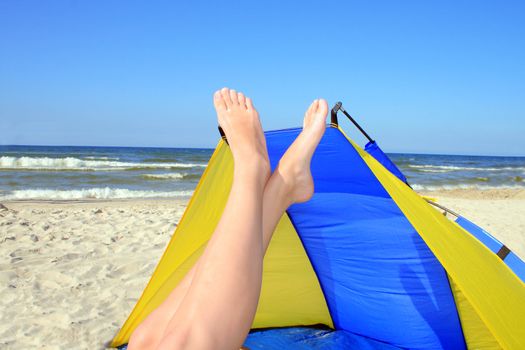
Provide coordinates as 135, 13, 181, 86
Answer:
317, 99, 328, 116
220, 87, 232, 107
237, 92, 246, 108
246, 97, 254, 111
213, 90, 227, 110
308, 99, 319, 115
229, 89, 239, 105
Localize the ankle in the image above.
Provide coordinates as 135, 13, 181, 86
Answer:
233, 158, 270, 186
273, 158, 314, 204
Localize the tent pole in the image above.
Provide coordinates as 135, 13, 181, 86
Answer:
424, 199, 461, 218
331, 102, 374, 143
339, 106, 374, 143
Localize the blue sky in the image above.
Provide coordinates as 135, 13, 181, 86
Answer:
1, 1, 524, 155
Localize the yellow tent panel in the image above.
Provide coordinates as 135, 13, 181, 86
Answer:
449, 276, 502, 349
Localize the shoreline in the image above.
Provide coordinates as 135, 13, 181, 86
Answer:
1, 198, 191, 205
2, 187, 523, 203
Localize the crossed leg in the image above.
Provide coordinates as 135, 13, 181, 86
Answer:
128, 89, 328, 350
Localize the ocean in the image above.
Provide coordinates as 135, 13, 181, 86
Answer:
1, 145, 524, 200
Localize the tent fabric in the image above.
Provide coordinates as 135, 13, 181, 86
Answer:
504, 252, 525, 284
244, 327, 404, 350
265, 128, 465, 349
112, 125, 525, 350
343, 127, 525, 349
456, 216, 525, 283
253, 212, 333, 329
449, 277, 502, 350
455, 217, 503, 254
364, 140, 408, 183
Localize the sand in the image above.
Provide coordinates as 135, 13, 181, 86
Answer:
0, 190, 524, 349
0, 199, 186, 350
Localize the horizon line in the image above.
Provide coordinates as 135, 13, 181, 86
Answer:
1, 143, 524, 158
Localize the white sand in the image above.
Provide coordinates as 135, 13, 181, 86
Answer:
0, 200, 186, 350
0, 191, 524, 349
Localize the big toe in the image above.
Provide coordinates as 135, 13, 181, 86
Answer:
304, 98, 328, 129
317, 99, 328, 116
213, 90, 227, 110
307, 99, 319, 115
220, 87, 233, 107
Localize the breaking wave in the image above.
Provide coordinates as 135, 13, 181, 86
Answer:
83, 156, 120, 160
407, 164, 525, 172
141, 173, 185, 180
0, 187, 194, 200
0, 156, 207, 171
411, 184, 525, 191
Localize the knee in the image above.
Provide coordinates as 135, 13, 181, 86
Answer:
157, 325, 214, 350
128, 324, 156, 350
156, 327, 191, 349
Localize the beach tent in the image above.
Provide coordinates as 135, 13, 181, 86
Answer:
112, 103, 525, 350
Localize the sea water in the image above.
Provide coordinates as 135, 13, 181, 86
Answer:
1, 145, 524, 200
0, 145, 210, 200
389, 153, 525, 191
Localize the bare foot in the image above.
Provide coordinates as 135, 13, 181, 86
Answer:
276, 99, 328, 203
213, 88, 270, 178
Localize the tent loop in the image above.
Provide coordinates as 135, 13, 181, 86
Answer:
496, 245, 511, 260
218, 126, 229, 144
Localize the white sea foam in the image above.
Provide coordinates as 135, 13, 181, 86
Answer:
411, 168, 450, 173
141, 173, 185, 180
411, 184, 525, 191
407, 164, 525, 172
0, 156, 207, 171
83, 156, 119, 160
0, 187, 193, 200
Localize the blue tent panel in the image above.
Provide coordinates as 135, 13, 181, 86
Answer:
244, 327, 403, 350
455, 217, 501, 253
456, 216, 525, 283
364, 141, 408, 183
265, 127, 466, 350
505, 252, 525, 283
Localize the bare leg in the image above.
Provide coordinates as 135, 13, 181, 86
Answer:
128, 93, 328, 350
149, 87, 268, 350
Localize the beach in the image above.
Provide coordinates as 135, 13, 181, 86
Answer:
0, 189, 524, 349
0, 199, 186, 349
